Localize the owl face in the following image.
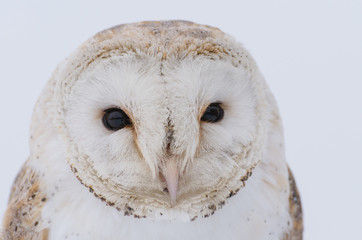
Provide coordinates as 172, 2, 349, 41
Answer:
55, 21, 267, 220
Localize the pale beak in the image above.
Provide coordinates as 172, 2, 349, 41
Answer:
162, 159, 179, 205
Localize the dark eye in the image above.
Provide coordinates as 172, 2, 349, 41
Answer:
201, 102, 224, 123
102, 108, 131, 131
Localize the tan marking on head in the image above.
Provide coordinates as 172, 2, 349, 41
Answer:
198, 103, 209, 122
122, 106, 145, 162
91, 20, 231, 61
195, 103, 210, 155
131, 126, 144, 162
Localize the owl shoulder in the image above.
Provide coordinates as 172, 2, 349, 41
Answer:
282, 166, 303, 240
2, 160, 49, 239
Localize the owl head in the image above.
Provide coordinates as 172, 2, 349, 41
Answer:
44, 21, 274, 220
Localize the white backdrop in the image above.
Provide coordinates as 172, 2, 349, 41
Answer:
0, 1, 361, 239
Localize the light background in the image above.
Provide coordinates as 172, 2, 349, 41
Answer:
0, 1, 361, 239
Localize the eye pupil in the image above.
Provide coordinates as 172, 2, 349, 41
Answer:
201, 103, 224, 123
102, 108, 131, 131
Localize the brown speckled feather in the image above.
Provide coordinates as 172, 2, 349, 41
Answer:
2, 161, 48, 240
284, 167, 303, 240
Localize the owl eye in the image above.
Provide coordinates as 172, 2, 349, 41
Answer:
102, 108, 131, 131
201, 103, 224, 123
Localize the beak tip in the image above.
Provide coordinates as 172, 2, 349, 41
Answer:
165, 178, 178, 205
164, 174, 179, 206
161, 158, 180, 206
168, 188, 177, 206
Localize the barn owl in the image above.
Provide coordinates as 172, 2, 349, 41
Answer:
1, 20, 303, 240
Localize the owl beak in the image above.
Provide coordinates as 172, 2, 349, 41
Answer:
162, 159, 179, 206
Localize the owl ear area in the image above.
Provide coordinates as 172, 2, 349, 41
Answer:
200, 102, 224, 123
102, 108, 132, 131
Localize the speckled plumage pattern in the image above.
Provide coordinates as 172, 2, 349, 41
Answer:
2, 162, 48, 239
2, 20, 302, 240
